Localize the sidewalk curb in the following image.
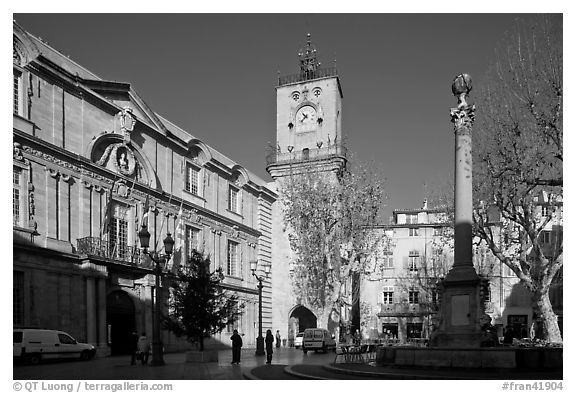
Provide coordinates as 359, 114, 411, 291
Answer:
243, 370, 258, 380
284, 365, 328, 380
323, 364, 455, 379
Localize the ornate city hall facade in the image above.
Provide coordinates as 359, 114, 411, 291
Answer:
13, 21, 276, 355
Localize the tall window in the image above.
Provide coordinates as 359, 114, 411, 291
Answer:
433, 227, 443, 236
14, 271, 24, 325
409, 227, 419, 237
541, 231, 551, 244
13, 71, 22, 115
185, 164, 200, 196
227, 241, 239, 276
185, 226, 200, 259
408, 288, 419, 304
226, 300, 239, 333
408, 251, 419, 272
382, 251, 394, 269
228, 186, 239, 214
382, 287, 394, 304
13, 168, 22, 226
110, 205, 129, 261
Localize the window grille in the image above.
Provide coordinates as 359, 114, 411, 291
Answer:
185, 226, 200, 259
408, 251, 419, 272
185, 164, 200, 196
13, 72, 21, 115
227, 241, 239, 276
229, 186, 239, 213
13, 168, 22, 226
408, 288, 419, 304
382, 287, 394, 304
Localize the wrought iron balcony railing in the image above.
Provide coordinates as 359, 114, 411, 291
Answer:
76, 237, 152, 269
266, 144, 347, 167
278, 67, 338, 86
378, 303, 436, 316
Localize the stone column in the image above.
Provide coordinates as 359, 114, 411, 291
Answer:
430, 74, 482, 348
86, 277, 97, 345
446, 74, 477, 282
97, 277, 109, 355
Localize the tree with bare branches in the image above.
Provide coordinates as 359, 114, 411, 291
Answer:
473, 15, 563, 343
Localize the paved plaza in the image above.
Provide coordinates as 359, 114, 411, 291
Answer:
13, 347, 562, 381
13, 348, 332, 380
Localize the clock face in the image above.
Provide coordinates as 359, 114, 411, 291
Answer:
295, 105, 317, 132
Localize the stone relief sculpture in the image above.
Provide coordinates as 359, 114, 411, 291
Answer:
96, 143, 137, 177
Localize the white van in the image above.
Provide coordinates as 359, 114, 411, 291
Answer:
13, 329, 96, 364
302, 328, 337, 354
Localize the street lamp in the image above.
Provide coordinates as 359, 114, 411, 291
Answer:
250, 260, 270, 356
138, 224, 174, 366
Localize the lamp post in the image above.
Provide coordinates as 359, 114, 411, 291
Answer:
138, 225, 174, 366
250, 260, 270, 356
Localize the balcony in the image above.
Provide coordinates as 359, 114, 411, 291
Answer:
76, 237, 153, 270
377, 303, 432, 317
266, 144, 347, 167
278, 67, 338, 86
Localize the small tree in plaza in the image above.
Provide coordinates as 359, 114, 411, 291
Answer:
164, 250, 244, 351
279, 159, 388, 330
473, 15, 563, 343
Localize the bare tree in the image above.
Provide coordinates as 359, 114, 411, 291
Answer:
279, 159, 388, 330
473, 15, 563, 343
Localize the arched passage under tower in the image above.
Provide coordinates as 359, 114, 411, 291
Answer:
288, 305, 317, 338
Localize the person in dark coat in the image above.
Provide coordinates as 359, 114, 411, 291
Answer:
275, 330, 281, 348
265, 329, 274, 364
129, 332, 139, 365
503, 326, 514, 345
230, 329, 243, 364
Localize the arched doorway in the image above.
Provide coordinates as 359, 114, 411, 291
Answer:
289, 305, 317, 334
107, 290, 136, 355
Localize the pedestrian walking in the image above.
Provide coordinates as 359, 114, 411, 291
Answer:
230, 329, 243, 364
265, 329, 274, 364
129, 332, 139, 365
137, 332, 151, 365
230, 329, 242, 364
275, 330, 281, 349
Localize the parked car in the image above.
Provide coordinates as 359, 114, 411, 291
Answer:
294, 332, 304, 349
302, 328, 337, 354
14, 329, 96, 365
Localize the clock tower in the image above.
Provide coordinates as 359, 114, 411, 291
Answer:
267, 34, 347, 345
266, 33, 346, 178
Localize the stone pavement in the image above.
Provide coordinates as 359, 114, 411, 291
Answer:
13, 347, 562, 381
247, 363, 563, 380
13, 347, 330, 380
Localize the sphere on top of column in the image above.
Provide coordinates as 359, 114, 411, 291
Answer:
452, 74, 472, 108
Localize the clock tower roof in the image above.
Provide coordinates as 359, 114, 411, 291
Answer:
278, 33, 340, 90
298, 33, 321, 76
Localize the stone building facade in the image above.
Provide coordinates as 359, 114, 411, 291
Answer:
360, 197, 563, 343
13, 21, 276, 355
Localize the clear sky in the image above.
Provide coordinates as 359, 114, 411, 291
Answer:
11, 12, 561, 220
